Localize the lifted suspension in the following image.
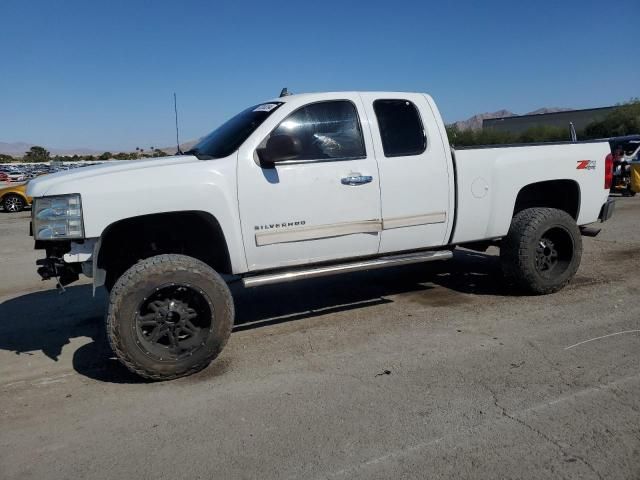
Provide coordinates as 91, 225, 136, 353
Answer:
35, 241, 80, 290
36, 257, 80, 289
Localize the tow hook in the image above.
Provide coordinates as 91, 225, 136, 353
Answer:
36, 257, 79, 291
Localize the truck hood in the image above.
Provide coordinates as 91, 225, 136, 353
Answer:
27, 155, 199, 197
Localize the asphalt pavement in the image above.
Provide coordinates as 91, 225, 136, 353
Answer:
1, 198, 639, 479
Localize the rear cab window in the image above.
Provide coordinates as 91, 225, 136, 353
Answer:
373, 99, 426, 157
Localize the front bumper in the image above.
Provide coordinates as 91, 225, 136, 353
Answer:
599, 199, 615, 223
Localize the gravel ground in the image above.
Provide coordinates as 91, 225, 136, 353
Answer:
0, 197, 638, 479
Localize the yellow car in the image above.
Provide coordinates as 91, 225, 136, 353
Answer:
0, 182, 32, 213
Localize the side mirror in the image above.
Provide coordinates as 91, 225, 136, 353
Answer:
259, 134, 302, 167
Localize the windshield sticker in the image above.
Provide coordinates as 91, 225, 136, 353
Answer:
253, 103, 279, 112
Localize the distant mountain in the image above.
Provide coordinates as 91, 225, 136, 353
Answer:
452, 107, 572, 131
0, 142, 33, 156
159, 138, 200, 155
0, 141, 102, 157
453, 110, 515, 132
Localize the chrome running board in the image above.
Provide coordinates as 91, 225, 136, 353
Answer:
242, 250, 453, 288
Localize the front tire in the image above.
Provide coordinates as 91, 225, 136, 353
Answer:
106, 254, 234, 380
2, 194, 25, 212
500, 208, 582, 295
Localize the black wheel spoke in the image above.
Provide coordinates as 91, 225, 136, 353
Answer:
138, 312, 159, 327
183, 308, 198, 321
166, 329, 179, 350
148, 300, 165, 312
181, 320, 200, 336
139, 320, 160, 328
148, 325, 166, 343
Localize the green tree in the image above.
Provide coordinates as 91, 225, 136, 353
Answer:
583, 99, 640, 139
446, 126, 517, 147
447, 99, 640, 147
518, 125, 570, 143
113, 152, 138, 160
0, 154, 15, 163
23, 146, 51, 163
447, 124, 572, 147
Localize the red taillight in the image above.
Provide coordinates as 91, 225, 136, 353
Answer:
604, 153, 613, 189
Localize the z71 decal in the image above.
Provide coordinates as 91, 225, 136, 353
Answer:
576, 160, 596, 170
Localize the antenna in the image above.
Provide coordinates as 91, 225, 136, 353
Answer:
279, 87, 291, 97
174, 92, 183, 154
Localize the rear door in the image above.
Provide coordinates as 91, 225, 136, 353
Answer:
360, 93, 453, 252
237, 95, 382, 271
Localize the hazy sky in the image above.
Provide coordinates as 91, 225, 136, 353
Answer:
1, 0, 638, 151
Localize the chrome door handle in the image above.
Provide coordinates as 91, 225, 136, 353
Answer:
341, 175, 373, 186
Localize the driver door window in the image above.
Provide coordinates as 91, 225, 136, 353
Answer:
263, 100, 366, 163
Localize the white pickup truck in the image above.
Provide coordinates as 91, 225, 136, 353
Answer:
27, 91, 615, 380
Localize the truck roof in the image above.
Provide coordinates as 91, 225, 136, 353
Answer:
265, 91, 429, 103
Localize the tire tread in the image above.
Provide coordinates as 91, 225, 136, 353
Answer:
105, 254, 233, 380
501, 207, 582, 295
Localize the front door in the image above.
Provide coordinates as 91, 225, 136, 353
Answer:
237, 95, 382, 271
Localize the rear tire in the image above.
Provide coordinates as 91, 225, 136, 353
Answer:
106, 254, 234, 380
2, 194, 25, 212
500, 208, 582, 295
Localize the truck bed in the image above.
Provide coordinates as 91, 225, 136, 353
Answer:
450, 141, 611, 244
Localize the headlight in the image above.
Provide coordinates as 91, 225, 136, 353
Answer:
33, 194, 84, 240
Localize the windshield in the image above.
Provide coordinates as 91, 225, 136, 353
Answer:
186, 102, 283, 159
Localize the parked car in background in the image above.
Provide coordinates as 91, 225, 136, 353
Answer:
7, 172, 27, 182
0, 172, 9, 183
612, 136, 640, 197
0, 182, 32, 212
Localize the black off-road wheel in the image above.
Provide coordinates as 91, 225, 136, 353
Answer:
500, 207, 582, 295
106, 254, 234, 380
2, 194, 25, 213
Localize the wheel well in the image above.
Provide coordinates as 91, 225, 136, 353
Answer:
2, 192, 27, 202
97, 211, 231, 289
513, 180, 580, 220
